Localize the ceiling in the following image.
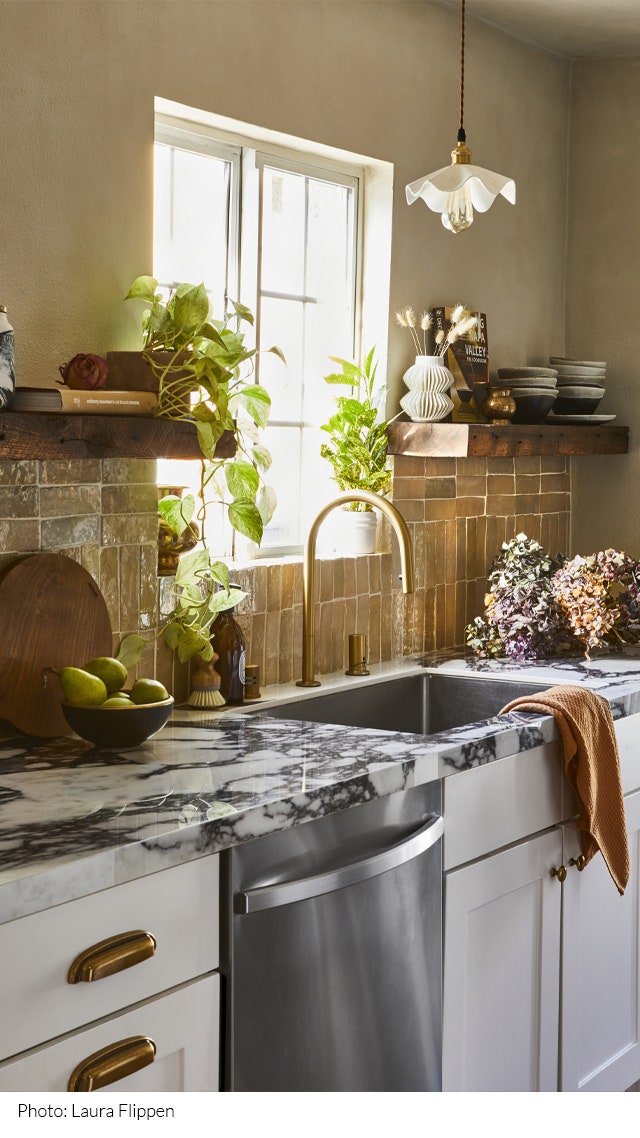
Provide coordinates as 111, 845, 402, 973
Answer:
439, 0, 640, 58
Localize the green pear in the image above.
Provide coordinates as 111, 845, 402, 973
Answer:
102, 695, 135, 708
130, 678, 170, 705
83, 656, 128, 695
58, 666, 107, 707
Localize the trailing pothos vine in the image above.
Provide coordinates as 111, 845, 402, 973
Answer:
117, 276, 285, 667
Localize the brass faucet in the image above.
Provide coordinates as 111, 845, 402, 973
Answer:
297, 490, 414, 687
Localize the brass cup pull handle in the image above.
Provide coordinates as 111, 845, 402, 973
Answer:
67, 930, 156, 984
570, 855, 587, 871
550, 864, 567, 883
68, 1035, 156, 1092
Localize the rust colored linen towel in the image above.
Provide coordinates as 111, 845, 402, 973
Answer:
500, 684, 629, 895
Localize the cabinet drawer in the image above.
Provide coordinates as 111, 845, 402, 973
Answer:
0, 974, 220, 1092
443, 743, 565, 869
0, 856, 219, 1063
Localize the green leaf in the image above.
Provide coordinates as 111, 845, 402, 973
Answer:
323, 372, 357, 387
235, 383, 271, 428
163, 621, 181, 651
158, 493, 195, 537
125, 275, 158, 302
266, 344, 286, 365
198, 323, 227, 349
257, 484, 277, 526
251, 443, 272, 472
175, 624, 211, 664
225, 460, 260, 500
228, 499, 264, 544
196, 420, 223, 460
208, 587, 248, 616
175, 547, 211, 585
116, 633, 149, 669
328, 356, 362, 378
170, 285, 210, 336
231, 300, 255, 326
209, 560, 230, 591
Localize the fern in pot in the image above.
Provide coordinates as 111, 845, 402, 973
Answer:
320, 347, 396, 554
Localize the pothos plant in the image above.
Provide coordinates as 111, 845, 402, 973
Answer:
320, 347, 397, 511
117, 276, 284, 666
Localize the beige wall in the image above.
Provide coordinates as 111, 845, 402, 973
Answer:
0, 0, 569, 400
0, 0, 578, 697
567, 58, 640, 556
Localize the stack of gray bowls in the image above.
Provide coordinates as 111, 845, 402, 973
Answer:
547, 357, 606, 416
495, 367, 558, 423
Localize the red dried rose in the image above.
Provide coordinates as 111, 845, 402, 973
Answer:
59, 353, 108, 390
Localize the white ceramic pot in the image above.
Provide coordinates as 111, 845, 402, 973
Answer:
400, 355, 454, 422
333, 509, 378, 555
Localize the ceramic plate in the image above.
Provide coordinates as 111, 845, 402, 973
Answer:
547, 413, 616, 424
497, 367, 557, 378
549, 357, 607, 368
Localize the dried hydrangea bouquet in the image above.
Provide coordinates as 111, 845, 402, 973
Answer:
466, 533, 640, 660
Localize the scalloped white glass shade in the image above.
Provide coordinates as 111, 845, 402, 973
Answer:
400, 356, 454, 423
406, 162, 516, 214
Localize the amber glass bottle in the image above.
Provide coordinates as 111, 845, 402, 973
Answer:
210, 586, 245, 705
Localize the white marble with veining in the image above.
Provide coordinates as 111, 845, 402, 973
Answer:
2, 651, 640, 925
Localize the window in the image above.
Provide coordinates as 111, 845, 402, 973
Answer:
153, 105, 391, 557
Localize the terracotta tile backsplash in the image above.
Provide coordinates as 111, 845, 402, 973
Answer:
0, 453, 571, 703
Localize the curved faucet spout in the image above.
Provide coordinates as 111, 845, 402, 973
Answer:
297, 491, 414, 688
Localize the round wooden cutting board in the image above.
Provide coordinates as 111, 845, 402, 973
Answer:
0, 553, 113, 737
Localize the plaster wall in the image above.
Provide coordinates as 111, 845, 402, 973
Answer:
566, 58, 640, 556
0, 0, 569, 405
0, 0, 575, 692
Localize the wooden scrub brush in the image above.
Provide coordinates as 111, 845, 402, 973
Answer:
188, 651, 226, 708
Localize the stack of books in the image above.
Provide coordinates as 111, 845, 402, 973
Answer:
12, 387, 157, 415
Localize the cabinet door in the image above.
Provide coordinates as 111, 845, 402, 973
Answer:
0, 975, 219, 1093
561, 789, 640, 1091
443, 829, 562, 1091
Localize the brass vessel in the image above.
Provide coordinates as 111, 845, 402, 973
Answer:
481, 386, 516, 425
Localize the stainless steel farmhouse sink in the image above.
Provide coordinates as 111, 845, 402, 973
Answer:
254, 672, 544, 736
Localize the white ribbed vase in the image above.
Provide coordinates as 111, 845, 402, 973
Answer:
400, 355, 454, 423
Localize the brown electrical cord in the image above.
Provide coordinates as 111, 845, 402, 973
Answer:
459, 0, 466, 138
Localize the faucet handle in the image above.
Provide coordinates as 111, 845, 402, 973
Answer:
346, 633, 370, 677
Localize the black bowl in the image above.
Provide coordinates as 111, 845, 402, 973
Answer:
511, 390, 557, 424
554, 393, 604, 415
61, 697, 174, 749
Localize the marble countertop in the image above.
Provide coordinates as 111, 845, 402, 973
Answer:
3, 652, 640, 925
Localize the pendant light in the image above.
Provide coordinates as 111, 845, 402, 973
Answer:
406, 0, 516, 233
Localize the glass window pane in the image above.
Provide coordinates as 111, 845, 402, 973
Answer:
260, 167, 306, 295
258, 296, 303, 423
153, 142, 230, 318
260, 425, 303, 550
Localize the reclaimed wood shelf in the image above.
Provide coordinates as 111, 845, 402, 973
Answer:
387, 421, 629, 459
0, 412, 236, 461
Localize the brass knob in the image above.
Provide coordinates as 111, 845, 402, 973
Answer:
67, 930, 156, 984
570, 855, 587, 872
68, 1036, 156, 1091
550, 864, 567, 882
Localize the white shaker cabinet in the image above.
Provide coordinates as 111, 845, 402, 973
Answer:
442, 827, 563, 1091
561, 788, 640, 1092
0, 856, 220, 1093
443, 724, 640, 1093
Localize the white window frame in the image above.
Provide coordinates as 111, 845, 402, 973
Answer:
154, 102, 393, 560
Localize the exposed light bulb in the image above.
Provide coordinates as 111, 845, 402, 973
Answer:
442, 185, 474, 233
